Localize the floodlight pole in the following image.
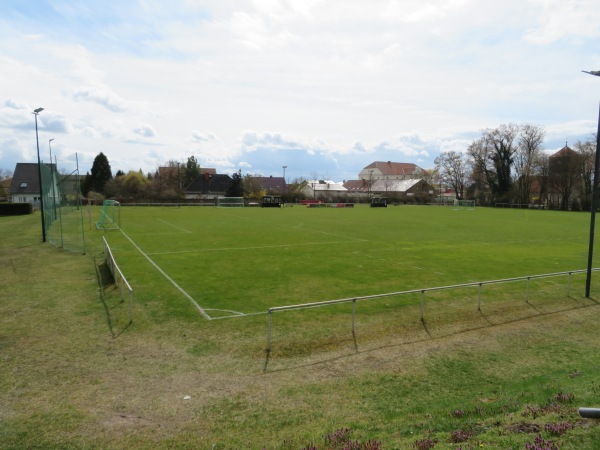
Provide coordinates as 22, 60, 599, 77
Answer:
583, 70, 600, 298
282, 165, 287, 202
34, 107, 46, 243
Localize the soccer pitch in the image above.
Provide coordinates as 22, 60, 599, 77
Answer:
97, 204, 593, 320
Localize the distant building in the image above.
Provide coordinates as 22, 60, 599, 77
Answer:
9, 163, 58, 207
344, 161, 434, 202
302, 180, 347, 202
248, 176, 286, 194
184, 173, 232, 199
358, 161, 426, 182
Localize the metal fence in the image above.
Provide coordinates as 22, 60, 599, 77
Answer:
266, 269, 599, 354
102, 236, 133, 324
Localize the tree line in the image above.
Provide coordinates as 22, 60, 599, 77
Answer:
434, 123, 597, 210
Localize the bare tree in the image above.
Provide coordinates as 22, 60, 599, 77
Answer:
532, 153, 550, 206
514, 124, 545, 204
467, 124, 518, 204
434, 151, 469, 200
574, 136, 596, 211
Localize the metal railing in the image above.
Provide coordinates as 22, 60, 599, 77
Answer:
266, 269, 599, 353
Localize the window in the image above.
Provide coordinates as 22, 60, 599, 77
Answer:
20, 182, 27, 188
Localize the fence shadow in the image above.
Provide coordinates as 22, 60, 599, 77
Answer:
94, 255, 131, 338
263, 299, 599, 373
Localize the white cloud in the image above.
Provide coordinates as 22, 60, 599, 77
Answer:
191, 131, 216, 142
71, 85, 129, 112
133, 123, 157, 138
0, 0, 598, 181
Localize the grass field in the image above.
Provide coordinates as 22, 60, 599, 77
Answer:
106, 204, 592, 316
2, 205, 600, 449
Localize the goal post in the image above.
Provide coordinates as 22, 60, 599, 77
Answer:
453, 199, 475, 210
96, 200, 121, 229
216, 197, 245, 207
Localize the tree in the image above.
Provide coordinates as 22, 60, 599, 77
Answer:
184, 156, 200, 188
575, 136, 596, 211
434, 151, 469, 200
243, 174, 265, 200
121, 170, 149, 199
514, 124, 545, 205
88, 152, 113, 195
467, 124, 518, 204
226, 170, 244, 197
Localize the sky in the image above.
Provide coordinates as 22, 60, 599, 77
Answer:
1, 0, 600, 183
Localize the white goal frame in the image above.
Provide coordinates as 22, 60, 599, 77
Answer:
453, 199, 475, 210
216, 197, 245, 207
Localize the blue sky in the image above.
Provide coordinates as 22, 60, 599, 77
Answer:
1, 0, 600, 182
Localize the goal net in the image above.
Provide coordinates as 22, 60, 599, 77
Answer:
453, 199, 475, 210
96, 200, 121, 229
217, 197, 244, 207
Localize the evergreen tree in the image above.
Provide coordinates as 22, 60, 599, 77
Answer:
226, 170, 244, 197
184, 156, 200, 187
89, 152, 113, 194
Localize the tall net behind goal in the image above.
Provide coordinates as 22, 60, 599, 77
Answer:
217, 197, 245, 207
96, 200, 121, 229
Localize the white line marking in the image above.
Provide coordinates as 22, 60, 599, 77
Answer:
119, 229, 211, 320
157, 218, 192, 233
146, 239, 367, 256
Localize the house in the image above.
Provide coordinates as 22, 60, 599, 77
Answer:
358, 161, 426, 182
9, 163, 59, 208
249, 176, 286, 194
184, 173, 233, 199
302, 180, 347, 202
371, 179, 435, 203
547, 145, 583, 210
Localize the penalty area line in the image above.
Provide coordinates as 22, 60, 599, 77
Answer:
119, 229, 211, 320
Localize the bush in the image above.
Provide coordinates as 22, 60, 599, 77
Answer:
0, 203, 33, 216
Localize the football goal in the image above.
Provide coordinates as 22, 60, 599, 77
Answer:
216, 197, 245, 207
96, 200, 121, 229
453, 199, 475, 210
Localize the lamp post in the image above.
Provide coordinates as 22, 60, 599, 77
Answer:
282, 165, 287, 202
33, 107, 46, 242
583, 70, 600, 298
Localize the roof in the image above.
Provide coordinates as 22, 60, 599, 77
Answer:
344, 178, 432, 193
362, 161, 424, 176
550, 145, 577, 159
9, 163, 42, 195
250, 176, 285, 191
306, 180, 347, 191
372, 179, 425, 192
185, 173, 232, 194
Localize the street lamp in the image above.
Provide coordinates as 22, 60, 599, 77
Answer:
583, 70, 600, 298
282, 165, 287, 202
33, 107, 46, 242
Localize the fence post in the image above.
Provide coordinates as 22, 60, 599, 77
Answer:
128, 288, 133, 324
352, 298, 356, 336
266, 309, 272, 353
420, 290, 425, 322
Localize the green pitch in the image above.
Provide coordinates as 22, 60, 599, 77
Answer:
95, 205, 592, 319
